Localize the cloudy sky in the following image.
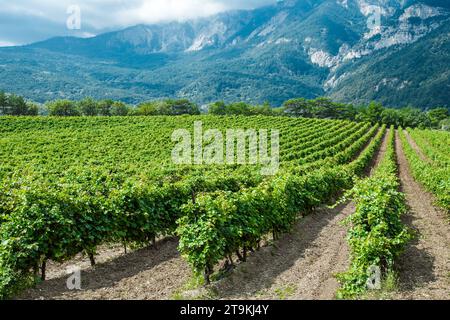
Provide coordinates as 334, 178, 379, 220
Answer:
0, 0, 276, 47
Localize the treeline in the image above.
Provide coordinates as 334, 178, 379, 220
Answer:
281, 97, 449, 130
208, 101, 282, 116
1, 91, 449, 130
46, 98, 200, 117
0, 92, 200, 117
209, 98, 449, 130
0, 92, 38, 116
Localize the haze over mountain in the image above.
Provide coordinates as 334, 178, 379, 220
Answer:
0, 0, 449, 108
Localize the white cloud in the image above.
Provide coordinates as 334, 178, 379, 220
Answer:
0, 40, 16, 47
112, 0, 229, 28
1, 0, 275, 29
0, 0, 275, 45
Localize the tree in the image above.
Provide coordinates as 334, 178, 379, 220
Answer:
381, 108, 402, 128
0, 92, 38, 116
399, 107, 431, 128
428, 107, 449, 128
310, 97, 341, 119
283, 98, 313, 118
78, 97, 98, 116
0, 91, 6, 115
110, 101, 130, 116
209, 101, 274, 116
98, 99, 114, 116
227, 102, 252, 115
272, 107, 285, 116
154, 101, 172, 115
440, 118, 450, 131
135, 100, 200, 116
7, 94, 40, 116
361, 101, 384, 124
47, 100, 80, 116
135, 102, 159, 116
250, 102, 273, 116
6, 94, 28, 116
208, 101, 227, 115
342, 104, 359, 121
166, 99, 200, 115
26, 103, 39, 116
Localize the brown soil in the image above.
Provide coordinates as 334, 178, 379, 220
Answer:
17, 238, 193, 300
208, 202, 355, 300
391, 131, 450, 300
370, 128, 390, 174
404, 130, 432, 163
17, 130, 391, 300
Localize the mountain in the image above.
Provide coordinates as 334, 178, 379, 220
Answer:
0, 0, 449, 108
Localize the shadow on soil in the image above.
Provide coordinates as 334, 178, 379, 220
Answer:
17, 237, 180, 300
210, 202, 349, 299
396, 210, 436, 292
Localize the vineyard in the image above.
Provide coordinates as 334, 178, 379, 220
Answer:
0, 116, 448, 300
401, 129, 450, 211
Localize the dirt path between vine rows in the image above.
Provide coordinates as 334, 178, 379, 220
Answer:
17, 238, 194, 300
18, 130, 390, 301
404, 130, 432, 163
202, 201, 353, 300
390, 131, 450, 300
